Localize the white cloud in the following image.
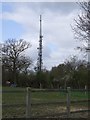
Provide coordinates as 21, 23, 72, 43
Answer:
1, 0, 84, 2
2, 3, 82, 70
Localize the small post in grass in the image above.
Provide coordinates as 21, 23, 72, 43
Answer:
26, 87, 31, 118
85, 85, 87, 95
67, 87, 71, 118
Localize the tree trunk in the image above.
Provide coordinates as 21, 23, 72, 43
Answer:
13, 60, 17, 84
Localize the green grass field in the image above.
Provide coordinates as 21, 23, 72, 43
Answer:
2, 87, 89, 118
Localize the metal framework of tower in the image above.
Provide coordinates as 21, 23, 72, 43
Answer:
37, 15, 43, 72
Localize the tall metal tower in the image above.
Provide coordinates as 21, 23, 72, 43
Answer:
37, 15, 43, 72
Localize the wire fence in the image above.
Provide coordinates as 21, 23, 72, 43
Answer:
2, 87, 89, 119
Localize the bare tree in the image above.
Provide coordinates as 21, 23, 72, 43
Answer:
2, 39, 31, 84
72, 1, 90, 52
17, 56, 32, 74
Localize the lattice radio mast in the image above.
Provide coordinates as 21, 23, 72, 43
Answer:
37, 15, 43, 72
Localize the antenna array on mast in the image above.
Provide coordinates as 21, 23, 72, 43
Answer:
37, 15, 43, 72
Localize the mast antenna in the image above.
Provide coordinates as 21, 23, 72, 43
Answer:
37, 15, 43, 72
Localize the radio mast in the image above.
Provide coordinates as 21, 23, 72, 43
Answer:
37, 15, 43, 72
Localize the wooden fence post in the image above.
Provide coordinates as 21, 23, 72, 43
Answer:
67, 87, 71, 118
26, 87, 31, 118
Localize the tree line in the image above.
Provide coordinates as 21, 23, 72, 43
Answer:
2, 39, 88, 89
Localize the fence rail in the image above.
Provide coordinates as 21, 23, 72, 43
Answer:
2, 87, 90, 118
2, 100, 89, 106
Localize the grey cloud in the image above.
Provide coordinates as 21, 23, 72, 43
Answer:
38, 2, 79, 14
4, 2, 79, 15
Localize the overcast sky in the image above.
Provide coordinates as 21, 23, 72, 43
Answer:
0, 2, 84, 70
